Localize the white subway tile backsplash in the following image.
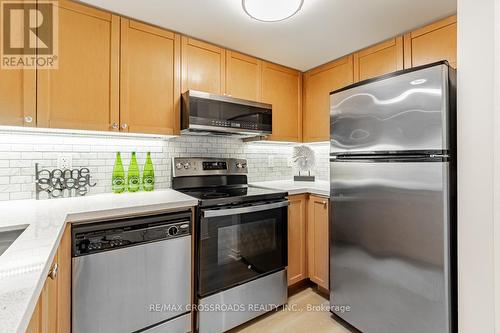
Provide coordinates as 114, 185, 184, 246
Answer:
0, 130, 330, 201
9, 192, 32, 200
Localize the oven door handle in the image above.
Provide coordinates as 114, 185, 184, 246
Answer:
202, 201, 289, 218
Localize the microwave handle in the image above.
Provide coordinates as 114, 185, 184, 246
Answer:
202, 201, 289, 218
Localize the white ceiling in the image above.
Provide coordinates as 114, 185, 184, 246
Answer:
78, 0, 457, 71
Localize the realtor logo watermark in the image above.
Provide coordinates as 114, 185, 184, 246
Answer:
1, 0, 58, 69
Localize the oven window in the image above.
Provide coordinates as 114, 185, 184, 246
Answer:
217, 219, 277, 265
199, 206, 287, 297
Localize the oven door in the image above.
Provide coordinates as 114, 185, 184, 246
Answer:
198, 200, 288, 297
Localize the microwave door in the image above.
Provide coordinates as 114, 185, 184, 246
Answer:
182, 90, 272, 136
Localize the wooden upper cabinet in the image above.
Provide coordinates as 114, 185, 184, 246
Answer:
307, 195, 330, 290
353, 37, 403, 82
225, 51, 262, 101
303, 56, 354, 142
287, 194, 307, 286
0, 0, 36, 127
0, 66, 36, 127
181, 37, 225, 94
404, 15, 457, 69
261, 62, 302, 142
120, 19, 180, 135
37, 0, 120, 131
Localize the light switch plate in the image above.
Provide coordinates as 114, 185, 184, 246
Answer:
57, 154, 73, 170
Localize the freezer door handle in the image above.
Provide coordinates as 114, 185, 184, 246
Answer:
330, 155, 449, 163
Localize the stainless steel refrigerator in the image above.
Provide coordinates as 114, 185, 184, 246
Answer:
329, 61, 456, 333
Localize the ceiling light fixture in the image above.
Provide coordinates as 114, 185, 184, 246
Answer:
242, 0, 304, 22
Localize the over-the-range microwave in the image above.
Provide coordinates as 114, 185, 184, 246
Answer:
181, 90, 272, 138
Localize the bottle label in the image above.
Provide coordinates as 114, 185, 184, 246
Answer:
128, 176, 140, 192
112, 177, 125, 193
143, 176, 155, 191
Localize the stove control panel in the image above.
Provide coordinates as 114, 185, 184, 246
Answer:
203, 161, 227, 170
172, 157, 247, 177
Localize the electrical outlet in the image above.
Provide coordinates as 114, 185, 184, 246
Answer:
268, 155, 274, 167
57, 154, 73, 170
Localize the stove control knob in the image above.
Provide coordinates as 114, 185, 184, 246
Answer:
175, 162, 183, 170
168, 226, 178, 236
183, 162, 191, 169
236, 162, 247, 169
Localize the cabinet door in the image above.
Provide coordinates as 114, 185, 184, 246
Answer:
261, 62, 302, 142
181, 37, 225, 94
353, 37, 403, 82
120, 19, 180, 135
37, 0, 120, 131
41, 256, 58, 333
303, 56, 353, 142
57, 224, 71, 333
287, 194, 307, 286
0, 0, 36, 127
404, 15, 457, 69
225, 51, 262, 101
307, 195, 329, 290
26, 299, 41, 333
0, 67, 36, 127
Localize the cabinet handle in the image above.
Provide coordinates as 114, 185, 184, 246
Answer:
322, 201, 327, 208
111, 122, 119, 130
48, 263, 58, 280
121, 123, 128, 130
24, 116, 33, 123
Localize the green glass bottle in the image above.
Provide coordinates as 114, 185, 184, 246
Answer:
142, 152, 155, 192
127, 152, 140, 192
112, 152, 125, 193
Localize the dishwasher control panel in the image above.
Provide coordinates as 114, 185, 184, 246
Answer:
72, 211, 192, 257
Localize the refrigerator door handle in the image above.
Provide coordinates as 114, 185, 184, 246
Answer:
330, 155, 450, 163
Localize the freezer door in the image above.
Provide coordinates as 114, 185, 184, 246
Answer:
329, 160, 452, 333
330, 64, 451, 154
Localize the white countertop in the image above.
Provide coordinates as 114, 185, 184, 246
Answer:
250, 180, 330, 197
0, 190, 198, 333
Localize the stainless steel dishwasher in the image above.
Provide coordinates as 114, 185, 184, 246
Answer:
72, 210, 192, 333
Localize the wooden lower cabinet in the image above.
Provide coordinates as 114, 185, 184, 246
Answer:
287, 194, 330, 290
26, 224, 71, 333
307, 195, 330, 290
287, 195, 308, 286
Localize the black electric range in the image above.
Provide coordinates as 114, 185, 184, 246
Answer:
171, 157, 289, 332
171, 157, 287, 207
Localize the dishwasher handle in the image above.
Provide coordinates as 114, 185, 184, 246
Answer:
202, 200, 289, 218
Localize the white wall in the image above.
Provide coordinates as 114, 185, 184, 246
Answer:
495, 0, 500, 330
457, 0, 497, 331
